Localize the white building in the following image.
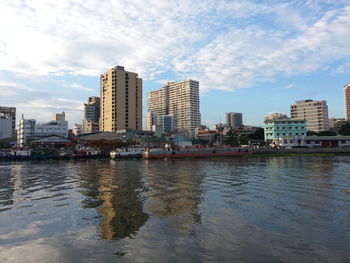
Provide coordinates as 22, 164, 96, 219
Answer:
0, 117, 13, 140
73, 123, 82, 136
147, 80, 200, 138
17, 118, 36, 146
17, 114, 68, 147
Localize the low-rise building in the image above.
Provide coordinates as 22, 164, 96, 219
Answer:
264, 118, 307, 148
17, 115, 68, 147
305, 136, 350, 148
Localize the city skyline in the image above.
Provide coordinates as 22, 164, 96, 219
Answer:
0, 1, 350, 127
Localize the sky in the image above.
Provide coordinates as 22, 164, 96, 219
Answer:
0, 0, 349, 129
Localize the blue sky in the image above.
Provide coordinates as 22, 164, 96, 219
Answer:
0, 0, 349, 128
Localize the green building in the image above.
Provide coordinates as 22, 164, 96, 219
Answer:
264, 118, 306, 147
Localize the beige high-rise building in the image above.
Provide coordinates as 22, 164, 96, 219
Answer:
100, 66, 142, 131
290, 99, 329, 132
147, 80, 200, 137
344, 83, 350, 121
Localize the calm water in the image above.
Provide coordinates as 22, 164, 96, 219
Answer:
0, 156, 350, 262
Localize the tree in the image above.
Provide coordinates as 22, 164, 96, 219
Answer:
248, 128, 264, 140
339, 123, 350, 136
0, 139, 10, 149
225, 136, 238, 146
317, 130, 337, 136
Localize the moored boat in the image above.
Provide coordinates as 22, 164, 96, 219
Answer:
110, 148, 145, 159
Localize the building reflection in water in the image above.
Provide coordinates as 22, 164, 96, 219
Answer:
78, 160, 148, 240
142, 159, 204, 236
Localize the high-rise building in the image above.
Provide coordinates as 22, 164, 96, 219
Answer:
344, 83, 350, 120
147, 80, 200, 138
100, 66, 142, 131
290, 100, 329, 132
147, 87, 168, 115
84, 97, 100, 123
83, 96, 100, 134
0, 106, 16, 137
226, 112, 243, 129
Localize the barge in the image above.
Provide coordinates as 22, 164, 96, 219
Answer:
143, 147, 251, 159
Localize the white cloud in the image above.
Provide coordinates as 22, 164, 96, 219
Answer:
0, 0, 349, 124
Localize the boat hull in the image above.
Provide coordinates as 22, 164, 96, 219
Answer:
143, 148, 251, 159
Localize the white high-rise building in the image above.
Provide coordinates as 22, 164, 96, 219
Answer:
147, 80, 200, 138
344, 83, 350, 121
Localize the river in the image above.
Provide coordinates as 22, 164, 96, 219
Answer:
0, 156, 349, 262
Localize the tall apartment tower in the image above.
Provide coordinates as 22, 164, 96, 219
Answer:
147, 87, 168, 115
100, 66, 142, 131
147, 80, 200, 137
0, 106, 16, 137
290, 100, 329, 132
226, 112, 243, 129
344, 83, 350, 121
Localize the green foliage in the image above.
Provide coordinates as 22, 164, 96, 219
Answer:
339, 123, 350, 136
247, 128, 264, 140
225, 136, 238, 146
317, 130, 337, 136
0, 139, 11, 149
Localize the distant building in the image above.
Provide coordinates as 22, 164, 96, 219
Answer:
215, 123, 230, 135
0, 106, 16, 137
290, 100, 329, 132
17, 114, 68, 147
53, 112, 65, 121
17, 117, 36, 146
147, 80, 200, 138
226, 112, 242, 129
84, 96, 100, 123
0, 116, 12, 140
329, 118, 348, 133
344, 83, 350, 120
82, 96, 100, 134
82, 119, 100, 134
264, 113, 288, 121
145, 112, 174, 134
100, 66, 142, 132
73, 123, 82, 136
264, 118, 307, 147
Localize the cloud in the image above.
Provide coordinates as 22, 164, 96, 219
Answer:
63, 83, 94, 92
0, 0, 350, 125
0, 81, 84, 126
175, 4, 350, 92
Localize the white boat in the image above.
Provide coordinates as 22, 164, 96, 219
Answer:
110, 148, 144, 159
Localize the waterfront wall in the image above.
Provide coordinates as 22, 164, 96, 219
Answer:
253, 147, 350, 154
